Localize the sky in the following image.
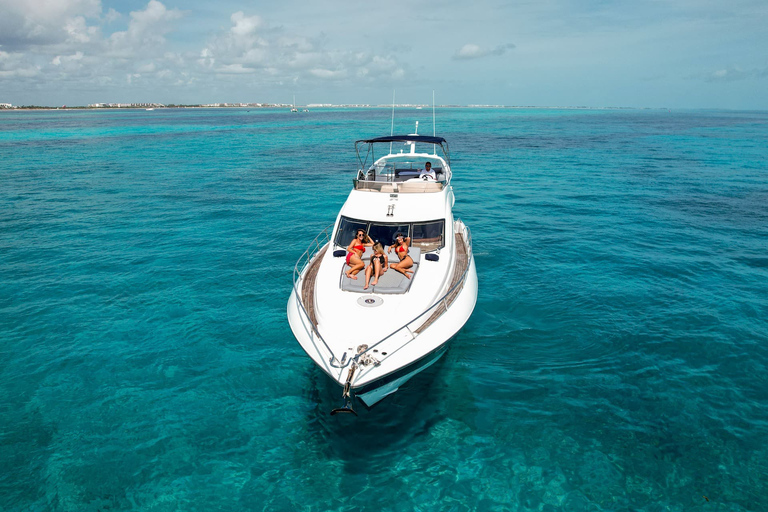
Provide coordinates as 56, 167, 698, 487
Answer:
0, 0, 766, 109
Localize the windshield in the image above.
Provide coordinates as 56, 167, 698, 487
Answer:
335, 217, 445, 251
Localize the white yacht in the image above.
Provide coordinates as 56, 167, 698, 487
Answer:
287, 126, 477, 414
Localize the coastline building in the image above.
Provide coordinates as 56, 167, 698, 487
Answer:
88, 103, 166, 108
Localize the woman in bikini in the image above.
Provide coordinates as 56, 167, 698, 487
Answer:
364, 243, 388, 289
388, 233, 414, 279
345, 229, 373, 280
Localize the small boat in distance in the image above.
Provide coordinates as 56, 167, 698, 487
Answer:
287, 123, 478, 414
291, 96, 298, 113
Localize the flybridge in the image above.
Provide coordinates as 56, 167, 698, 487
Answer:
354, 123, 452, 194
352, 140, 452, 193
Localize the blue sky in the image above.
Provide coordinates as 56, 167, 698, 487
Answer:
1, 0, 766, 108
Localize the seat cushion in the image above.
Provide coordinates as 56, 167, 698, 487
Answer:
340, 247, 421, 294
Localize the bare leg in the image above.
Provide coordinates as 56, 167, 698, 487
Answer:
364, 264, 373, 289
346, 255, 364, 279
350, 262, 364, 277
390, 257, 414, 279
372, 259, 381, 285
391, 262, 411, 279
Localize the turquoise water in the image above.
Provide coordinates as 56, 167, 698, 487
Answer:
1, 107, 767, 511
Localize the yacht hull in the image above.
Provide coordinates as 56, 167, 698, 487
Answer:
288, 250, 477, 409
286, 131, 477, 413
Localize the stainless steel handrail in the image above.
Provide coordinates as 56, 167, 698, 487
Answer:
292, 223, 342, 365
352, 178, 447, 192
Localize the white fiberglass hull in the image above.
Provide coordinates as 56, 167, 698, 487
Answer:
287, 132, 476, 411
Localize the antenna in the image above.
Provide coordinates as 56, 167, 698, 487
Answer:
390, 90, 395, 154
432, 90, 437, 155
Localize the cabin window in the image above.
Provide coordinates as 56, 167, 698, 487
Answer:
412, 221, 445, 252
335, 218, 368, 247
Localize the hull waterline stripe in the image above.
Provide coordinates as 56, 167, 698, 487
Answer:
353, 340, 451, 398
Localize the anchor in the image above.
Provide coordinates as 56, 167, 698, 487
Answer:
330, 364, 358, 416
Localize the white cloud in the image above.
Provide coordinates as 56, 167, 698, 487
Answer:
137, 62, 156, 73
104, 8, 121, 24
217, 63, 255, 74
0, 49, 40, 78
107, 0, 183, 56
309, 68, 346, 79
65, 16, 96, 44
0, 0, 196, 103
453, 43, 515, 60
13, 0, 100, 22
230, 12, 262, 37
52, 51, 84, 67
198, 48, 215, 68
455, 44, 482, 60
0, 2, 407, 103
199, 12, 407, 84
0, 0, 101, 48
698, 65, 768, 82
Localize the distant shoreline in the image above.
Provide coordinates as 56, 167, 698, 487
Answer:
1, 105, 669, 112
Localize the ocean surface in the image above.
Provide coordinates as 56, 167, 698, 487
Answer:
1, 107, 767, 511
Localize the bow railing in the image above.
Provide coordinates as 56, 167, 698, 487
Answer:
292, 223, 339, 364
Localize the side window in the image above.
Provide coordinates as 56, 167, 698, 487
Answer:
335, 217, 368, 247
412, 221, 444, 251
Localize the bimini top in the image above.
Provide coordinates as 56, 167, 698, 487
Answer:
357, 135, 447, 145
355, 133, 451, 170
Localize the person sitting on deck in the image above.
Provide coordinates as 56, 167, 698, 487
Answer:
419, 161, 437, 181
364, 243, 389, 290
388, 233, 414, 279
345, 229, 373, 280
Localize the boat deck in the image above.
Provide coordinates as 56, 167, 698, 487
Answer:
301, 245, 327, 327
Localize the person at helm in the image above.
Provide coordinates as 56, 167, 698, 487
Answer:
419, 161, 437, 181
